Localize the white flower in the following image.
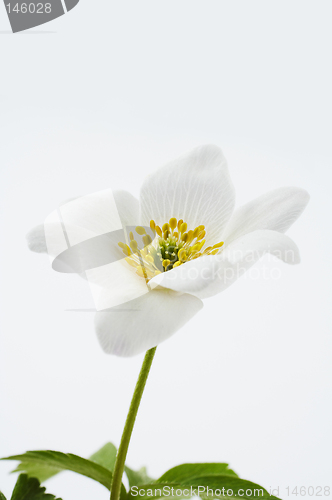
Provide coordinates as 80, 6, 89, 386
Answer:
27, 145, 309, 357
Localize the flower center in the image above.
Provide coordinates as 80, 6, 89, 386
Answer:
118, 217, 224, 282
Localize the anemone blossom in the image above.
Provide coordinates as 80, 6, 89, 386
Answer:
27, 145, 309, 357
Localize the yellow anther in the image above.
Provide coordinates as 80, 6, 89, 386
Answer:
180, 222, 187, 234
125, 257, 137, 267
193, 227, 200, 239
178, 248, 187, 262
169, 218, 177, 230
118, 242, 131, 256
143, 234, 152, 246
187, 230, 194, 243
130, 240, 138, 252
213, 241, 224, 249
135, 226, 146, 235
190, 241, 204, 253
136, 265, 146, 278
203, 246, 212, 254
125, 217, 224, 282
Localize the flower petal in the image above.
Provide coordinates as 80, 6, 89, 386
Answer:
150, 230, 300, 299
26, 190, 139, 255
113, 190, 140, 228
94, 289, 203, 357
140, 145, 235, 247
223, 187, 310, 244
86, 259, 157, 311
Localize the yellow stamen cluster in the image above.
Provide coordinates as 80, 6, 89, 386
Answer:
118, 217, 224, 282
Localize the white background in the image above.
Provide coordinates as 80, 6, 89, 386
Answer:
0, 1, 331, 499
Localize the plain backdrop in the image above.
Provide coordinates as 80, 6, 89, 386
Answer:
0, 1, 331, 499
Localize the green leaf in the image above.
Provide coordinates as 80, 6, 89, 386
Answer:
89, 443, 153, 488
2, 451, 112, 490
7, 460, 60, 484
0, 491, 7, 500
157, 463, 238, 483
1, 443, 151, 496
87, 442, 153, 488
89, 442, 152, 487
127, 475, 280, 500
89, 443, 117, 471
10, 474, 61, 500
125, 465, 153, 488
3, 443, 119, 484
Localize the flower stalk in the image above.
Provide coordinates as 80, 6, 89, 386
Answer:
110, 347, 157, 500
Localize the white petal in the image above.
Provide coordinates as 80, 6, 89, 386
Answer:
150, 230, 300, 299
26, 197, 82, 254
86, 259, 159, 311
26, 190, 139, 257
224, 187, 310, 244
140, 145, 235, 247
113, 190, 140, 228
59, 190, 139, 231
94, 289, 203, 357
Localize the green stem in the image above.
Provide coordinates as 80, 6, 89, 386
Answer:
110, 347, 157, 500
